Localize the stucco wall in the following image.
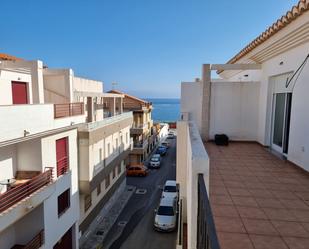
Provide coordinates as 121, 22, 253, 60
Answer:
41, 129, 80, 248
181, 81, 203, 133
0, 70, 33, 105
209, 81, 260, 141
73, 76, 103, 93
220, 41, 309, 171
0, 205, 44, 249
43, 69, 72, 104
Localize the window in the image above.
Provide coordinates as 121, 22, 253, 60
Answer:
58, 189, 70, 217
97, 184, 101, 196
117, 164, 121, 175
99, 148, 102, 162
56, 137, 69, 177
112, 167, 116, 179
126, 132, 128, 144
84, 195, 92, 212
107, 143, 110, 156
105, 175, 110, 189
116, 138, 118, 151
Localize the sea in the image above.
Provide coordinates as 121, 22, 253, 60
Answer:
146, 98, 180, 123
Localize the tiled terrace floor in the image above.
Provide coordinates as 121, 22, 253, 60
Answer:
205, 142, 309, 249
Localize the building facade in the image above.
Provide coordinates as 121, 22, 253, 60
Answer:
0, 58, 83, 249
0, 56, 133, 248
109, 90, 155, 165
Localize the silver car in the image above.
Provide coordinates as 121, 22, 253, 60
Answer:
149, 154, 161, 168
154, 197, 177, 232
161, 180, 178, 200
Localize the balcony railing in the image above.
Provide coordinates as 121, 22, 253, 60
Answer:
0, 169, 53, 213
57, 157, 69, 177
54, 102, 84, 119
12, 230, 44, 249
197, 174, 220, 249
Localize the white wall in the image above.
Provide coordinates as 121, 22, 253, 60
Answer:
73, 76, 103, 93
0, 70, 33, 105
181, 81, 203, 132
41, 129, 80, 248
16, 139, 42, 172
0, 104, 85, 143
219, 41, 309, 171
209, 81, 260, 141
176, 121, 209, 249
0, 205, 44, 249
43, 69, 72, 104
0, 145, 17, 192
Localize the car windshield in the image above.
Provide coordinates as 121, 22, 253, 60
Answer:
157, 206, 174, 216
151, 157, 159, 162
164, 185, 177, 192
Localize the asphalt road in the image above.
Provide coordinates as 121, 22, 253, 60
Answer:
102, 137, 177, 249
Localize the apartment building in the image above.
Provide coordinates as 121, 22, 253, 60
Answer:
74, 85, 133, 235
0, 57, 83, 249
177, 1, 309, 249
0, 55, 133, 248
109, 90, 155, 164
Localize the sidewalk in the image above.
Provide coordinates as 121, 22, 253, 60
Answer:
80, 183, 136, 249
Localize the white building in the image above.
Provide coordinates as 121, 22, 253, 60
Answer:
178, 1, 309, 249
0, 57, 83, 249
0, 55, 133, 248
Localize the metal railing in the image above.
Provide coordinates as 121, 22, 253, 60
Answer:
56, 157, 69, 177
24, 229, 45, 249
177, 199, 183, 247
197, 174, 220, 249
82, 112, 133, 131
0, 169, 53, 213
54, 102, 84, 118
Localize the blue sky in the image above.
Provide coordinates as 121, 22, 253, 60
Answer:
1, 0, 299, 98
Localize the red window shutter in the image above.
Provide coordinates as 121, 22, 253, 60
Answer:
56, 137, 69, 177
11, 81, 28, 104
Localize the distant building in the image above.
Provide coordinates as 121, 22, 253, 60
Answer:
109, 90, 156, 164
177, 1, 309, 249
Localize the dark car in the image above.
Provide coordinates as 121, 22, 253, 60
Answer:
156, 145, 167, 156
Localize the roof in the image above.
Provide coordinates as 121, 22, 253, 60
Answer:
159, 197, 175, 206
109, 89, 149, 104
220, 0, 309, 73
165, 180, 177, 186
0, 53, 22, 61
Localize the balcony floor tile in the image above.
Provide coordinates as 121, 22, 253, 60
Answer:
205, 142, 309, 249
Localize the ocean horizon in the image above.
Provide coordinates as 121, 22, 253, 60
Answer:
146, 98, 180, 123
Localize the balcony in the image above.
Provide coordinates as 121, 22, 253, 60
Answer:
12, 230, 44, 249
0, 169, 53, 213
130, 122, 148, 135
79, 111, 133, 131
54, 102, 84, 118
0, 104, 85, 143
131, 140, 148, 155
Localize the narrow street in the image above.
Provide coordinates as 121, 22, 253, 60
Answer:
102, 137, 177, 249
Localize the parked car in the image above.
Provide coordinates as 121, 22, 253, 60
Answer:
162, 180, 179, 200
154, 197, 178, 232
149, 154, 161, 168
156, 145, 167, 156
126, 165, 148, 177
167, 132, 175, 139
161, 141, 170, 148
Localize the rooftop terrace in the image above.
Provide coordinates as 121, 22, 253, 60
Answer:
205, 142, 309, 249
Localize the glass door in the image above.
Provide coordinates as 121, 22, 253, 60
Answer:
271, 93, 292, 154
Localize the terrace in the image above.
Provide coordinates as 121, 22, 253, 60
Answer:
177, 120, 309, 249
205, 142, 309, 249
